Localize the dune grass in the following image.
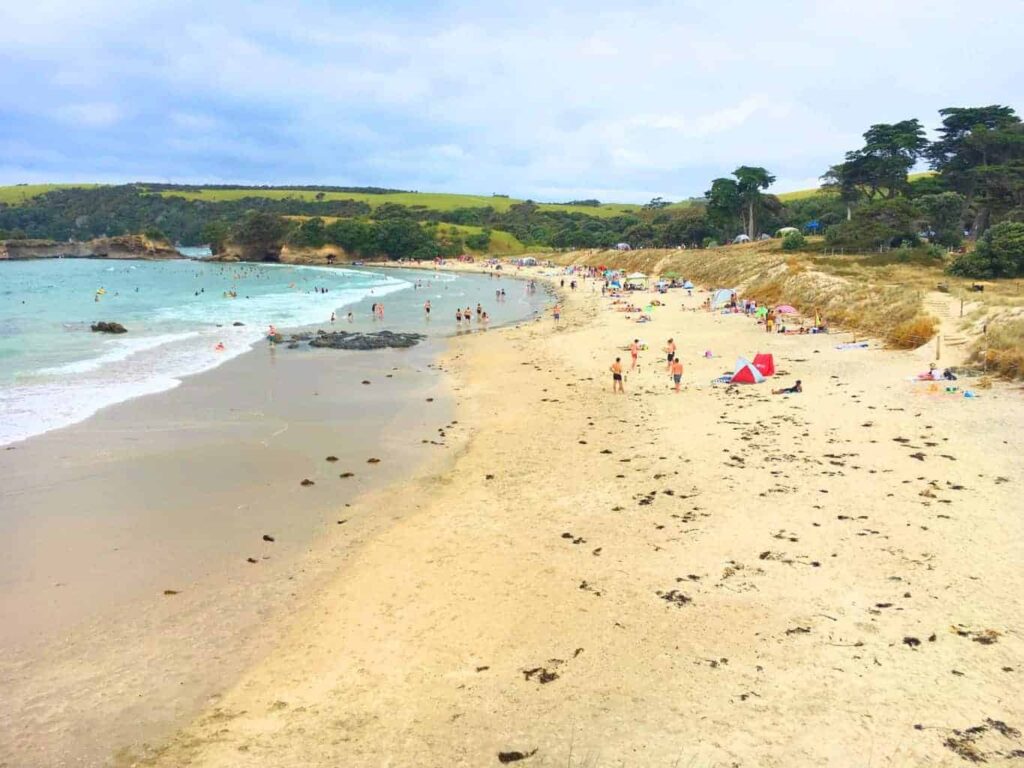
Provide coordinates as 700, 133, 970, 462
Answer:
545, 240, 940, 349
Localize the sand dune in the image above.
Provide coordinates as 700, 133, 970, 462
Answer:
137, 268, 1023, 767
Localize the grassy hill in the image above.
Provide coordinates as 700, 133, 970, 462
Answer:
0, 183, 99, 205
151, 187, 642, 218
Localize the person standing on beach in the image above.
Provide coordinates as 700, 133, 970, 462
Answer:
553, 304, 561, 323
456, 308, 462, 325
671, 356, 684, 392
424, 300, 431, 316
766, 310, 775, 334
610, 357, 624, 394
630, 338, 640, 370
665, 338, 677, 371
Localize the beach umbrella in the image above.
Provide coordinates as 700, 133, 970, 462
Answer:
755, 306, 768, 317
775, 305, 797, 314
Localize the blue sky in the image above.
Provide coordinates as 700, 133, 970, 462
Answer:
0, 0, 1020, 202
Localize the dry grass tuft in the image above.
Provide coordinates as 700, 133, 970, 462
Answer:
970, 317, 1024, 379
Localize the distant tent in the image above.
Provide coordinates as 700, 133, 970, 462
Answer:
805, 220, 821, 233
616, 242, 632, 251
775, 305, 797, 314
730, 358, 766, 384
776, 227, 800, 236
759, 233, 772, 240
755, 306, 768, 317
733, 234, 751, 244
682, 280, 694, 289
626, 272, 647, 280
520, 256, 537, 266
711, 288, 734, 309
753, 353, 776, 377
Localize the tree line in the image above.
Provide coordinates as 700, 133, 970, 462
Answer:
0, 104, 1020, 273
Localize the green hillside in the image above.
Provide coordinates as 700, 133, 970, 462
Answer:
152, 187, 640, 218
0, 183, 98, 205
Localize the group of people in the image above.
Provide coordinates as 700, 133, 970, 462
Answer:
455, 302, 490, 326
611, 336, 685, 394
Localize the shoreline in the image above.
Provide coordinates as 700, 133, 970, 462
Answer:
0, 265, 553, 766
136, 265, 1022, 767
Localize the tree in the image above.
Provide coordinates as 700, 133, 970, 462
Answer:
825, 120, 928, 209
324, 218, 377, 256
200, 220, 231, 254
288, 217, 327, 248
825, 198, 920, 250
733, 166, 776, 238
704, 178, 742, 237
916, 192, 966, 247
376, 218, 432, 260
948, 221, 1024, 277
232, 212, 288, 261
927, 105, 1024, 238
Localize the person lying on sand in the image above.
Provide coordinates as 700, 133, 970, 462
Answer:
772, 380, 802, 395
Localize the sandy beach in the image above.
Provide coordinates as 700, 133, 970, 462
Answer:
0, 337, 460, 766
99, 265, 1024, 767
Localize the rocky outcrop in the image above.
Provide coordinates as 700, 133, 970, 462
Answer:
212, 243, 349, 265
91, 321, 128, 334
0, 236, 180, 261
306, 330, 426, 350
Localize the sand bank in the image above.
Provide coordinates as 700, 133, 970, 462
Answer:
120, 267, 1024, 767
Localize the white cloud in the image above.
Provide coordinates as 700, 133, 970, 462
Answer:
0, 0, 1021, 199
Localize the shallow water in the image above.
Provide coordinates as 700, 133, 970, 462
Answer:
0, 259, 543, 445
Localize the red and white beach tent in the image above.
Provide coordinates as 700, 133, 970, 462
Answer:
730, 358, 766, 384
753, 353, 775, 377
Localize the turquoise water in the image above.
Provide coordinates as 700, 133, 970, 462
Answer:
0, 259, 545, 445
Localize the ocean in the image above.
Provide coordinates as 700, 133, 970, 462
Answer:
0, 259, 546, 446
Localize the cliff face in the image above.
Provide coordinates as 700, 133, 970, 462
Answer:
0, 235, 180, 261
213, 243, 349, 265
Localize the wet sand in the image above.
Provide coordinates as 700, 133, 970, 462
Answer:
0, 339, 457, 766
136, 266, 1023, 767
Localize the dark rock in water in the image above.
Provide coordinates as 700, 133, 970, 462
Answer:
325, 455, 339, 462
309, 330, 426, 350
290, 332, 314, 341
300, 478, 315, 486
91, 321, 127, 334
287, 343, 299, 349
233, 321, 245, 326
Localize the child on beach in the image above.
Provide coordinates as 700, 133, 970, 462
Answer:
610, 357, 624, 393
630, 339, 639, 370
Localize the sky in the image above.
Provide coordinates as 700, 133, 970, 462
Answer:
0, 0, 1021, 203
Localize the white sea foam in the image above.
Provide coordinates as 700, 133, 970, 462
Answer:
0, 266, 412, 447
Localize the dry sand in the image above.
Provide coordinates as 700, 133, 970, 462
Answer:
21, 266, 1024, 766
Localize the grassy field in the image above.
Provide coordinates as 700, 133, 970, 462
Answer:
0, 183, 98, 205
154, 187, 641, 218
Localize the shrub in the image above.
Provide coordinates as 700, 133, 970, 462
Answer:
781, 231, 806, 251
948, 222, 1024, 278
886, 315, 938, 349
